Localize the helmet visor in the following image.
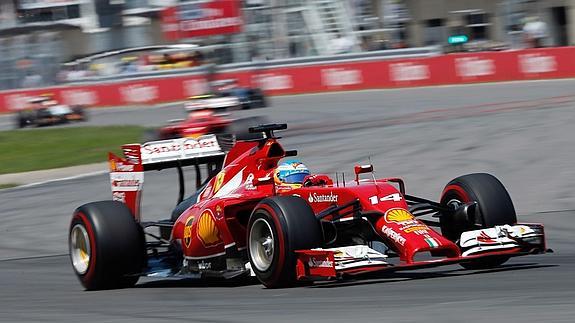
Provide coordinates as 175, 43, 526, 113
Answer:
282, 172, 309, 184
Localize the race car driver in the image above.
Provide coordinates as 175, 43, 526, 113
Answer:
170, 160, 332, 225
274, 160, 310, 190
274, 160, 333, 191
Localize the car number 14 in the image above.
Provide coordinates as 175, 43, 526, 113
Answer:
369, 193, 402, 205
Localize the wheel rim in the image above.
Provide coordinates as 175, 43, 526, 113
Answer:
446, 198, 463, 210
249, 218, 275, 271
70, 224, 91, 275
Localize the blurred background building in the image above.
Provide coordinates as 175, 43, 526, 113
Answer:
0, 0, 574, 90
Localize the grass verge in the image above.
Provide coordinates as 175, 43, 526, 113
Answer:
0, 126, 145, 174
0, 183, 19, 190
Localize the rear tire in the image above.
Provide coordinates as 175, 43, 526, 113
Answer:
252, 89, 267, 108
440, 173, 517, 269
16, 111, 32, 128
17, 116, 26, 129
69, 201, 146, 290
247, 196, 322, 288
73, 106, 87, 122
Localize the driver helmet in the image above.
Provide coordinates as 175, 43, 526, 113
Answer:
274, 160, 310, 189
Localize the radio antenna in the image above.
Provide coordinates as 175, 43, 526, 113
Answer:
368, 156, 377, 183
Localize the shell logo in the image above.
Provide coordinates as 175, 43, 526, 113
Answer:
183, 216, 195, 248
213, 172, 225, 194
197, 210, 222, 247
385, 208, 414, 223
109, 159, 116, 172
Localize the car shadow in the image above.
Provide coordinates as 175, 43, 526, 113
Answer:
135, 276, 260, 289
134, 262, 556, 289
309, 262, 558, 289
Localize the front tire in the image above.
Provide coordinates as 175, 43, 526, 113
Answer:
440, 173, 517, 269
247, 196, 322, 288
69, 201, 146, 290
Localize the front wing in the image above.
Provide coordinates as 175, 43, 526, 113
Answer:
295, 223, 548, 280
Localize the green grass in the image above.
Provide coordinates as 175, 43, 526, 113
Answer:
0, 126, 145, 174
0, 183, 19, 189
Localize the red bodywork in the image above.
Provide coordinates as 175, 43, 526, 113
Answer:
158, 109, 230, 139
109, 130, 547, 281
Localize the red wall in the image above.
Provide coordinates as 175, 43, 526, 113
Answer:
2, 47, 574, 113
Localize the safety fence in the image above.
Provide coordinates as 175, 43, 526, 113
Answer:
1, 46, 574, 113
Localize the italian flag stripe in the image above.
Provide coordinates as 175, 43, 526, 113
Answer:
425, 236, 439, 248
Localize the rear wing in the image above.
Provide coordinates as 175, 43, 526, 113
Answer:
184, 96, 240, 111
108, 134, 226, 220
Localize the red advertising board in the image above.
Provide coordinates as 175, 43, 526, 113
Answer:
162, 0, 243, 40
2, 47, 575, 114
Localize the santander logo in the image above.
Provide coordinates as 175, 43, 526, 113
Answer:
61, 89, 99, 106
6, 94, 32, 111
455, 57, 495, 78
308, 192, 338, 203
519, 54, 557, 74
390, 62, 430, 82
321, 68, 363, 87
120, 85, 159, 103
184, 79, 209, 96
308, 257, 334, 268
252, 74, 293, 91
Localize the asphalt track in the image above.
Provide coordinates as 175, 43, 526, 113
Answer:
2, 79, 575, 322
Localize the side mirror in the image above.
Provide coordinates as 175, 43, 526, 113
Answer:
354, 164, 374, 184
354, 164, 373, 175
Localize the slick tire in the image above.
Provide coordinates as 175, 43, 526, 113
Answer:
440, 173, 517, 269
16, 115, 27, 129
69, 201, 146, 290
252, 89, 267, 108
16, 111, 32, 129
73, 106, 88, 122
248, 196, 322, 288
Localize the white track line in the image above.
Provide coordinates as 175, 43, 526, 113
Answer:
3, 170, 107, 191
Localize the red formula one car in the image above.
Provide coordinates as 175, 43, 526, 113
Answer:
142, 95, 265, 142
68, 124, 548, 290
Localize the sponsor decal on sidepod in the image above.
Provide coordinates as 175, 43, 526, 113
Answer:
197, 210, 223, 247
308, 192, 338, 203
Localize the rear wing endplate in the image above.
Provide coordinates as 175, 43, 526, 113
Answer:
108, 135, 226, 220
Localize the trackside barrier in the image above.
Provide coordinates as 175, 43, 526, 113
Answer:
1, 47, 575, 113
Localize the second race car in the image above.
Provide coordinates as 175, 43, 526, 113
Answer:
15, 94, 87, 128
204, 79, 267, 110
142, 94, 266, 143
